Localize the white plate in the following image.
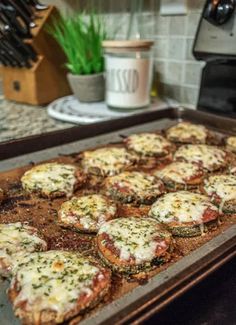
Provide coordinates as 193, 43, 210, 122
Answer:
47, 96, 169, 125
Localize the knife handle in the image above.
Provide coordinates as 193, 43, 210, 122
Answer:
4, 0, 37, 28
25, 0, 48, 11
1, 36, 32, 68
18, 0, 35, 19
0, 4, 32, 38
0, 11, 26, 38
26, 0, 48, 10
18, 0, 42, 20
0, 52, 12, 66
0, 45, 22, 67
4, 28, 37, 62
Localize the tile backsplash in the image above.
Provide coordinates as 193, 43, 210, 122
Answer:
44, 0, 205, 108
0, 0, 205, 107
152, 2, 205, 108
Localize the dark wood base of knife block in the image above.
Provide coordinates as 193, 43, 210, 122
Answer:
2, 6, 71, 106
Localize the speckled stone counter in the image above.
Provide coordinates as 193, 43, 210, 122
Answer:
0, 96, 74, 142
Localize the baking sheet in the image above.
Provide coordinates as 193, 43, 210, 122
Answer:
0, 108, 236, 325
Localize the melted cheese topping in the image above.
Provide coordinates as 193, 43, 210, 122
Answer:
21, 163, 78, 197
11, 251, 106, 321
155, 162, 201, 184
126, 133, 171, 156
149, 191, 218, 224
230, 166, 236, 174
167, 122, 207, 143
174, 144, 225, 171
0, 223, 47, 273
106, 171, 163, 198
226, 136, 236, 152
98, 217, 171, 264
204, 175, 236, 203
59, 195, 117, 231
82, 147, 136, 176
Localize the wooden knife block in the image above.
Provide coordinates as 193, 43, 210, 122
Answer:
2, 6, 71, 105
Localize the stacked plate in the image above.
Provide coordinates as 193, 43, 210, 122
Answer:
47, 96, 170, 125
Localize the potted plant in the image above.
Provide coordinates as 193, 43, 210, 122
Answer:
47, 13, 106, 102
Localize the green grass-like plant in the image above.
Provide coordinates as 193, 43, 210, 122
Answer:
47, 13, 106, 75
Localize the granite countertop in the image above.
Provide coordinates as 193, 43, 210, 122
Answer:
0, 96, 74, 142
0, 96, 172, 144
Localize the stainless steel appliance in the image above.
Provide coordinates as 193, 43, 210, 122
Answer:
193, 0, 236, 115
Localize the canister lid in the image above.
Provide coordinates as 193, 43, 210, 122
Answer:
102, 40, 154, 52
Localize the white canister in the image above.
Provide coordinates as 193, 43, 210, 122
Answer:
103, 40, 154, 110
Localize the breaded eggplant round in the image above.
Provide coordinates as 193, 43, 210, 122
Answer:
97, 217, 172, 274
154, 161, 204, 190
124, 132, 173, 158
58, 194, 117, 233
166, 122, 208, 144
149, 191, 219, 237
0, 222, 47, 277
226, 136, 236, 153
78, 147, 137, 176
104, 171, 165, 205
202, 174, 236, 213
0, 188, 5, 204
8, 251, 111, 325
174, 144, 227, 172
21, 162, 85, 198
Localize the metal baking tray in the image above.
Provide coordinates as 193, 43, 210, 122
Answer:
1, 107, 236, 325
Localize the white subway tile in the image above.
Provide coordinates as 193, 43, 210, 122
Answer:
168, 38, 185, 60
165, 62, 184, 84
184, 62, 202, 86
180, 86, 199, 106
186, 12, 201, 36
153, 39, 169, 58
169, 16, 187, 36
185, 38, 195, 60
155, 14, 170, 36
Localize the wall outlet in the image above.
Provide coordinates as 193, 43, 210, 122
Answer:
160, 0, 187, 16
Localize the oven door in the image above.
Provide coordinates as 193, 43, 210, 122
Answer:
198, 60, 236, 116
